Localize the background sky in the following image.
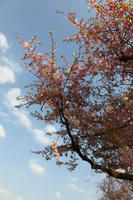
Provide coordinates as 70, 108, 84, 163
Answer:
0, 0, 105, 200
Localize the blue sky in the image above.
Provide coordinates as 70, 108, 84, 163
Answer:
0, 0, 105, 200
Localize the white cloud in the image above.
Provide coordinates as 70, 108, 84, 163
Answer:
14, 111, 32, 131
5, 88, 21, 109
5, 88, 32, 131
0, 186, 23, 200
0, 111, 9, 117
46, 125, 56, 134
29, 160, 45, 175
5, 89, 57, 136
0, 124, 6, 138
67, 184, 98, 200
0, 66, 15, 84
2, 56, 22, 73
0, 33, 9, 52
33, 129, 50, 145
67, 186, 97, 200
67, 184, 85, 193
56, 192, 62, 199
70, 177, 78, 182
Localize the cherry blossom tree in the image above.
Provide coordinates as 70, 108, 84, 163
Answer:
17, 0, 133, 181
99, 176, 133, 200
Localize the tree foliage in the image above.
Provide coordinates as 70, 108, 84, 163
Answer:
18, 0, 133, 181
99, 176, 133, 200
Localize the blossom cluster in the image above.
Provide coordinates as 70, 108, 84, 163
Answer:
51, 140, 60, 161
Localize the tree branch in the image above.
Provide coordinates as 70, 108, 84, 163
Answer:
60, 111, 133, 181
119, 55, 133, 62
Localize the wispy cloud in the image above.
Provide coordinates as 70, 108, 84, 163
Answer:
2, 56, 22, 73
5, 88, 21, 109
0, 111, 9, 117
0, 33, 9, 52
70, 177, 78, 182
5, 88, 32, 131
5, 88, 56, 142
46, 125, 56, 134
33, 129, 50, 145
29, 159, 45, 176
32, 125, 57, 145
14, 110, 32, 131
0, 186, 23, 200
0, 34, 22, 85
0, 124, 6, 138
67, 184, 85, 193
67, 183, 97, 200
0, 66, 15, 84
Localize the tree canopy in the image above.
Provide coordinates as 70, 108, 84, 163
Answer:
99, 176, 133, 199
17, 0, 133, 181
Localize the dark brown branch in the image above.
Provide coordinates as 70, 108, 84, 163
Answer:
60, 111, 133, 181
119, 55, 133, 62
